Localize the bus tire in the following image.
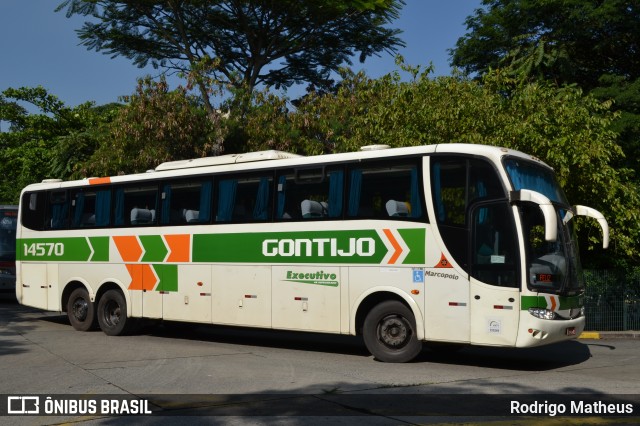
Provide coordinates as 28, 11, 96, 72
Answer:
363, 300, 422, 363
67, 287, 96, 331
97, 289, 130, 336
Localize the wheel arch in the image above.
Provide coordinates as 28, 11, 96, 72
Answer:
95, 281, 130, 314
352, 287, 425, 340
61, 280, 90, 313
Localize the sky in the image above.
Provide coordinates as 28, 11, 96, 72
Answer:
1, 1, 482, 109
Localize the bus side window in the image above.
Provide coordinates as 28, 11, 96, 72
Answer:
470, 201, 519, 287
21, 192, 47, 231
161, 180, 212, 225
47, 191, 69, 230
71, 189, 111, 228
114, 186, 158, 227
348, 163, 423, 220
276, 168, 342, 221
236, 176, 272, 221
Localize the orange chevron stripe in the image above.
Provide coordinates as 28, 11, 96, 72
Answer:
126, 264, 157, 291
165, 234, 190, 262
126, 264, 142, 290
383, 228, 402, 264
113, 236, 143, 262
141, 264, 158, 290
549, 295, 557, 311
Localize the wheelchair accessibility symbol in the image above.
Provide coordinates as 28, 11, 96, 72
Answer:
412, 270, 424, 283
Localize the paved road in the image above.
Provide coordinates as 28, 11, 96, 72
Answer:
1, 297, 639, 424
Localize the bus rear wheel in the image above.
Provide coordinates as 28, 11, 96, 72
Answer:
363, 300, 422, 363
67, 287, 96, 331
97, 289, 131, 336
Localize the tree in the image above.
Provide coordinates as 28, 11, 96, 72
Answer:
451, 0, 640, 186
239, 63, 640, 267
0, 87, 116, 202
57, 0, 405, 116
590, 74, 640, 174
84, 76, 225, 176
451, 0, 640, 89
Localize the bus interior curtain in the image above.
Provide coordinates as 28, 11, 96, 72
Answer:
73, 193, 85, 227
348, 169, 362, 216
114, 188, 125, 226
328, 170, 344, 218
51, 202, 68, 229
432, 162, 446, 222
95, 190, 111, 226
505, 162, 560, 202
410, 167, 422, 218
477, 181, 487, 224
217, 179, 237, 222
199, 181, 212, 222
253, 177, 270, 220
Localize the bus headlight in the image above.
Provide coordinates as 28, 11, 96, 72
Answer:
528, 307, 557, 320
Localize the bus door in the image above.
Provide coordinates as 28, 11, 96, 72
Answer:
468, 201, 520, 345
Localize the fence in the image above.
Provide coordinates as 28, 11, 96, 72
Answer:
583, 269, 640, 331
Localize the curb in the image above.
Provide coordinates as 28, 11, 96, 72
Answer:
579, 331, 640, 339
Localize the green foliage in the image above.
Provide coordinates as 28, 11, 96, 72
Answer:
452, 0, 640, 89
449, 1, 640, 266
450, 0, 640, 192
84, 77, 225, 176
0, 87, 115, 203
51, 102, 122, 179
239, 62, 640, 266
591, 75, 640, 174
57, 0, 405, 101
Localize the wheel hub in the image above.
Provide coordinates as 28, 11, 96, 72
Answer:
379, 315, 409, 348
72, 298, 88, 321
105, 301, 121, 326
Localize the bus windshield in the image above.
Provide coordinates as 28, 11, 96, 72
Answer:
504, 158, 568, 205
504, 158, 584, 295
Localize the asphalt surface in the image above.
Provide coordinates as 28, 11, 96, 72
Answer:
1, 295, 639, 425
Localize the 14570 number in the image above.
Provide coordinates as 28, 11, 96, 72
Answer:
24, 242, 64, 257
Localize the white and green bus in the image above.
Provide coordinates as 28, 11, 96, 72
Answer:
16, 144, 608, 362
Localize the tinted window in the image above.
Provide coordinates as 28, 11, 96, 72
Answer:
71, 189, 111, 228
21, 192, 46, 231
347, 162, 424, 220
161, 180, 212, 225
276, 168, 343, 220
114, 185, 158, 226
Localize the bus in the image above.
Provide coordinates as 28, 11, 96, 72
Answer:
15, 144, 608, 362
0, 205, 18, 296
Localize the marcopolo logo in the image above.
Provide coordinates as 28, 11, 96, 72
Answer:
285, 270, 339, 287
262, 237, 376, 258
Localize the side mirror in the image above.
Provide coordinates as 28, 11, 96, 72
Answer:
574, 205, 609, 249
510, 190, 557, 242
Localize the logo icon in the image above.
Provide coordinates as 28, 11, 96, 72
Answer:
7, 396, 40, 414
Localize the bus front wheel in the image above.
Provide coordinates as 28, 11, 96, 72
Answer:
363, 300, 422, 363
97, 289, 130, 336
67, 287, 96, 331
